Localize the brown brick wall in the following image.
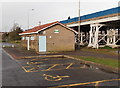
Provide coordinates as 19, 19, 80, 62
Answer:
44, 24, 75, 51
21, 34, 38, 51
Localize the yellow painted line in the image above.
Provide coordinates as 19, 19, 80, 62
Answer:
41, 67, 83, 72
60, 76, 70, 78
40, 63, 64, 66
27, 61, 43, 65
22, 63, 87, 72
66, 63, 73, 69
50, 79, 120, 88
95, 82, 100, 87
42, 64, 59, 71
22, 66, 28, 72
22, 65, 40, 72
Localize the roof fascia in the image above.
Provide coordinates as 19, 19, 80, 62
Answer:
19, 32, 36, 35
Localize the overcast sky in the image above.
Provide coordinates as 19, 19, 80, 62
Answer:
0, 0, 120, 32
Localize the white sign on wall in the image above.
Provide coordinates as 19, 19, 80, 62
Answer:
54, 30, 59, 33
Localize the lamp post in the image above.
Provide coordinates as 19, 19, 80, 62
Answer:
78, 0, 81, 48
27, 9, 34, 51
27, 9, 34, 30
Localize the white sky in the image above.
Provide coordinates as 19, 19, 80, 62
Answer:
0, 0, 120, 32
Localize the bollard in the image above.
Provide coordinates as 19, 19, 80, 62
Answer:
2, 45, 5, 47
12, 45, 14, 48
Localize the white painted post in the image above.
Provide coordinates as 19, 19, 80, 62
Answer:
80, 32, 84, 45
109, 29, 113, 44
12, 45, 14, 48
92, 24, 103, 49
93, 24, 99, 48
106, 29, 110, 46
92, 26, 95, 45
27, 37, 30, 50
88, 25, 93, 47
113, 29, 116, 45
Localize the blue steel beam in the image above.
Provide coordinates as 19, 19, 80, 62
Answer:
60, 7, 120, 24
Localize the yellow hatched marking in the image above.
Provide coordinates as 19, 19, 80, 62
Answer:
41, 64, 88, 72
49, 79, 120, 88
42, 64, 59, 71
66, 63, 73, 69
22, 62, 89, 72
41, 67, 80, 72
41, 63, 87, 72
22, 65, 40, 72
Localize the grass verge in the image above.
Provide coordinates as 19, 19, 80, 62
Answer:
80, 47, 118, 56
72, 56, 119, 68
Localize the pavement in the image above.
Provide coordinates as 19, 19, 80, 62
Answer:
1, 43, 120, 87
3, 44, 118, 60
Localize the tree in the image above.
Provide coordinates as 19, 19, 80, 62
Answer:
2, 23, 23, 42
2, 32, 9, 42
9, 26, 23, 41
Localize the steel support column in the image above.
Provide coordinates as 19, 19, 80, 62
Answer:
88, 23, 103, 48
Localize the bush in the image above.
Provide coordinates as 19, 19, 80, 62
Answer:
2, 27, 23, 42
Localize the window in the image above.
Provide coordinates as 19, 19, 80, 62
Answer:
26, 37, 29, 40
22, 37, 25, 40
31, 36, 34, 40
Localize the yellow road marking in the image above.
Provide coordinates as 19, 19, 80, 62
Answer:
39, 62, 73, 66
42, 64, 59, 71
27, 61, 43, 65
22, 63, 88, 72
95, 82, 100, 87
66, 63, 73, 69
40, 64, 88, 72
43, 74, 70, 81
41, 67, 83, 72
22, 65, 83, 72
49, 79, 120, 88
22, 65, 40, 72
22, 66, 28, 72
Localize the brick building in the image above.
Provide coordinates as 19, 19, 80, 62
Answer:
19, 21, 78, 52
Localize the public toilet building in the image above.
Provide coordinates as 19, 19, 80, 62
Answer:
19, 21, 78, 52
